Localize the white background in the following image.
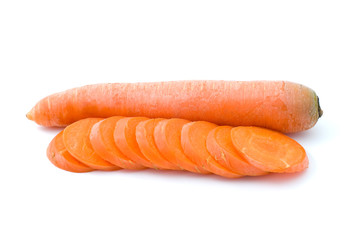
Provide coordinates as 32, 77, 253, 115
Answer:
1, 1, 358, 239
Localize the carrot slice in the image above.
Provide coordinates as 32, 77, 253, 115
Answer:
154, 118, 209, 174
113, 117, 155, 168
206, 126, 267, 176
181, 121, 243, 178
136, 118, 181, 170
47, 130, 93, 173
281, 155, 309, 173
90, 116, 146, 170
231, 126, 308, 173
63, 118, 120, 171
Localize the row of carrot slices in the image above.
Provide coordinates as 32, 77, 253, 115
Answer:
47, 116, 308, 178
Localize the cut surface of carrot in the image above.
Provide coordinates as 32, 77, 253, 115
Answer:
63, 118, 120, 171
136, 118, 181, 170
154, 118, 209, 174
113, 117, 155, 168
281, 155, 309, 173
181, 121, 243, 178
206, 126, 267, 176
90, 116, 146, 170
47, 131, 93, 173
231, 127, 308, 173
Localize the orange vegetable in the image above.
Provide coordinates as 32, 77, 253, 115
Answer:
46, 116, 309, 178
136, 118, 181, 170
154, 118, 209, 174
27, 81, 322, 133
113, 117, 154, 168
181, 121, 243, 178
63, 118, 120, 171
47, 131, 93, 173
206, 126, 267, 176
231, 127, 308, 173
90, 116, 146, 170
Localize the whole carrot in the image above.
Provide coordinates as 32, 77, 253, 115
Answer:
27, 81, 322, 133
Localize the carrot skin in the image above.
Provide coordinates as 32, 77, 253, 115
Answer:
27, 81, 322, 133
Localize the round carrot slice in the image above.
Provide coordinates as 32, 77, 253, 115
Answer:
47, 130, 93, 173
63, 118, 120, 171
90, 116, 146, 170
231, 126, 308, 173
154, 118, 209, 174
206, 126, 267, 176
181, 121, 243, 178
113, 117, 155, 168
136, 119, 181, 170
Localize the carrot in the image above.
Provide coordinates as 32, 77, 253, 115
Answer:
206, 126, 267, 176
231, 126, 308, 173
47, 116, 309, 177
281, 155, 309, 173
181, 121, 243, 178
136, 118, 181, 170
47, 130, 93, 173
63, 118, 120, 171
90, 116, 146, 170
154, 118, 210, 174
113, 117, 155, 168
26, 81, 322, 133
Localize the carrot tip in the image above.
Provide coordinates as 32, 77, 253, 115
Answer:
26, 110, 33, 121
